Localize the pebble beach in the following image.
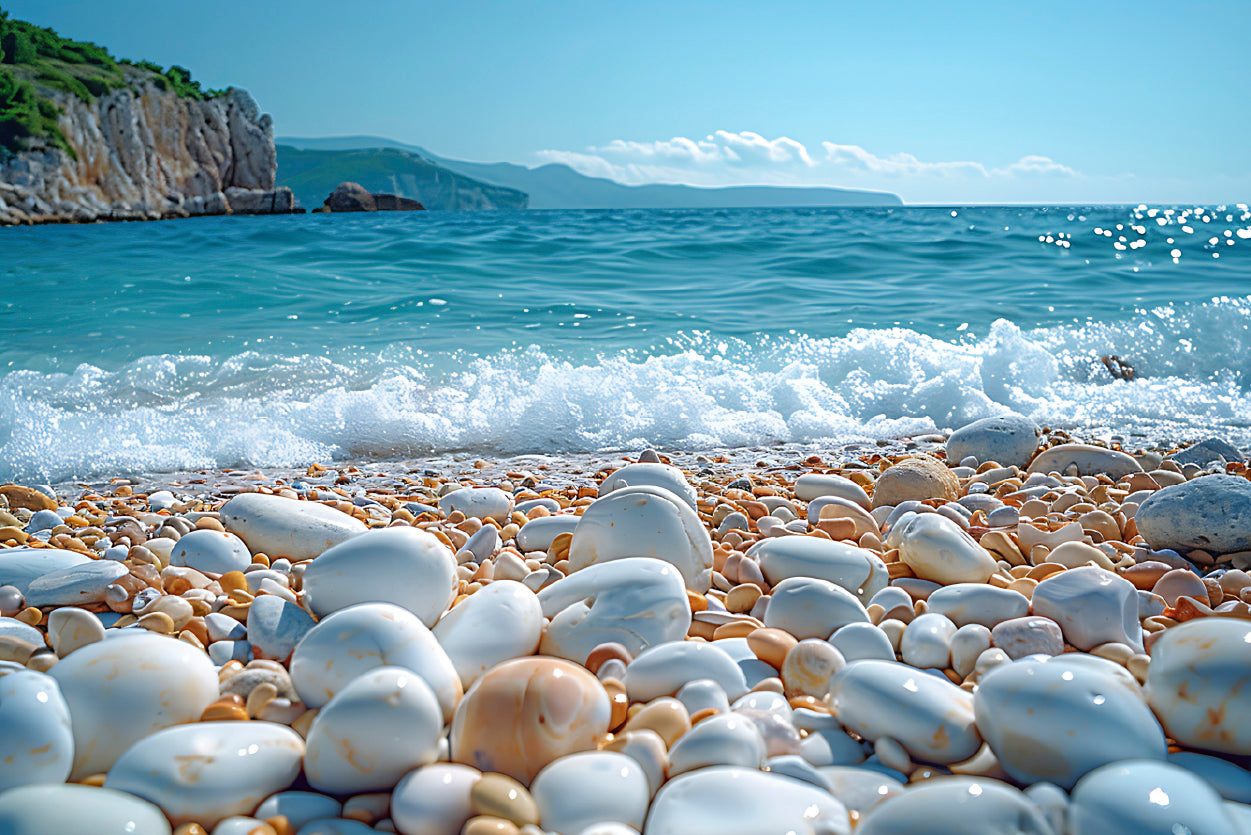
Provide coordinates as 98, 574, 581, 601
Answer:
3, 417, 1251, 834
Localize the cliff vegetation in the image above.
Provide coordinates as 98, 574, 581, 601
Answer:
0, 7, 220, 158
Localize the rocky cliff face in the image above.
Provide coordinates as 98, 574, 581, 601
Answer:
0, 83, 294, 224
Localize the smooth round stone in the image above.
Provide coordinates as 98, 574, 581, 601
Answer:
817, 767, 903, 815
872, 456, 959, 509
856, 776, 1053, 834
103, 720, 304, 827
795, 472, 871, 508
900, 612, 957, 669
221, 492, 366, 561
169, 529, 253, 575
439, 487, 514, 523
537, 558, 690, 664
1169, 752, 1251, 803
829, 659, 981, 765
289, 602, 462, 720
947, 414, 1040, 468
829, 622, 896, 662
435, 580, 543, 685
0, 669, 72, 791
305, 666, 442, 794
625, 641, 748, 702
1136, 475, 1251, 554
515, 514, 580, 553
1027, 443, 1143, 478
676, 678, 731, 716
668, 713, 767, 776
800, 726, 867, 767
391, 764, 481, 835
951, 624, 993, 678
1151, 568, 1210, 606
49, 631, 218, 779
246, 593, 316, 662
975, 655, 1167, 789
763, 576, 870, 640
645, 766, 850, 835
781, 639, 846, 699
1069, 759, 1239, 835
1145, 618, 1251, 755
470, 772, 539, 826
0, 784, 172, 834
568, 485, 712, 587
0, 616, 44, 646
23, 559, 129, 607
890, 513, 998, 585
255, 792, 343, 830
751, 537, 887, 604
0, 547, 91, 595
925, 583, 1030, 629
714, 636, 779, 690
531, 751, 650, 834
46, 607, 104, 657
1031, 565, 1143, 652
604, 730, 669, 798
450, 657, 610, 784
599, 462, 698, 509
990, 616, 1065, 659
302, 527, 457, 626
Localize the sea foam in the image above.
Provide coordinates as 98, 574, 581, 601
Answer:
4, 296, 1248, 484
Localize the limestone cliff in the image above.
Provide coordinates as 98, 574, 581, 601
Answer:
0, 81, 294, 225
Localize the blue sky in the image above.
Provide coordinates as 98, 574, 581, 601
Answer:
6, 1, 1248, 203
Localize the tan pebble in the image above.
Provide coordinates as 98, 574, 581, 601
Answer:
200, 694, 249, 722
746, 627, 797, 670
689, 707, 720, 724
15, 606, 42, 626
291, 707, 318, 739
217, 659, 245, 683
712, 620, 758, 640
147, 595, 194, 630
866, 602, 886, 625
816, 517, 858, 541
218, 604, 251, 623
1120, 561, 1173, 591
194, 516, 225, 532
752, 676, 785, 694
173, 824, 210, 835
178, 630, 205, 650
1090, 642, 1135, 666
886, 562, 915, 580
1025, 562, 1066, 581
112, 613, 137, 628
725, 583, 762, 613
602, 677, 629, 730
462, 816, 520, 835
26, 652, 56, 672
1152, 569, 1210, 607
623, 697, 691, 747
987, 573, 1012, 589
470, 773, 541, 826
688, 620, 717, 640
1006, 577, 1037, 600
218, 570, 248, 594
1126, 653, 1150, 683
585, 642, 631, 674
1145, 615, 1180, 631
1219, 569, 1251, 596
0, 526, 28, 544
137, 611, 176, 633
246, 682, 279, 718
79, 773, 108, 788
265, 816, 292, 835
1203, 577, 1225, 607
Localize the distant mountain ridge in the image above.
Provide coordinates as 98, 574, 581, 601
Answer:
276, 145, 527, 212
277, 135, 903, 209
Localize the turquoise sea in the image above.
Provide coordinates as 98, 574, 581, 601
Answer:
2, 204, 1249, 483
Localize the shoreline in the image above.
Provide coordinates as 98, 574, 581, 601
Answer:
3, 422, 1251, 831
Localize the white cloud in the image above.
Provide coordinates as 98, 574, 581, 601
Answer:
535, 131, 1086, 202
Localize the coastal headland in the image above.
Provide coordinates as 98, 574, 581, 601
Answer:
2, 420, 1251, 832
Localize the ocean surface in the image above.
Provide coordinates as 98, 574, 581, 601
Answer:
3, 204, 1250, 483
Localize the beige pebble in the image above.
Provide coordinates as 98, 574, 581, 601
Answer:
194, 515, 225, 532
462, 816, 520, 835
15, 606, 42, 626
746, 627, 797, 670
623, 698, 691, 748
470, 773, 541, 826
726, 583, 763, 613
137, 611, 176, 633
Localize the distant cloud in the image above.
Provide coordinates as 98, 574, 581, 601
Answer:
535, 131, 1084, 201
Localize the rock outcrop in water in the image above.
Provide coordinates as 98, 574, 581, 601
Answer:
0, 82, 296, 225
314, 181, 425, 213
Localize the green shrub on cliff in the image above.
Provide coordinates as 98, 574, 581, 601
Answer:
0, 6, 224, 155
